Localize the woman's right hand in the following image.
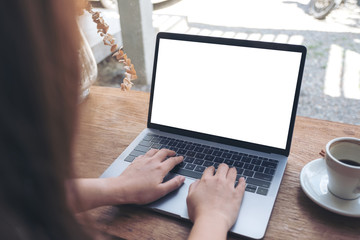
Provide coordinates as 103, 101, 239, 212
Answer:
186, 163, 246, 240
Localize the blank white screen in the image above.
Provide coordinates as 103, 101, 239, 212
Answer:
151, 38, 302, 150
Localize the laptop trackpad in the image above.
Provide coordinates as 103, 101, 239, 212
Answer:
148, 174, 194, 219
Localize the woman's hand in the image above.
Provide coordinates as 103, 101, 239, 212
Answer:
186, 163, 246, 240
112, 148, 185, 205
66, 149, 185, 212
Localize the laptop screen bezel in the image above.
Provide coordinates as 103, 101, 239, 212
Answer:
147, 32, 306, 156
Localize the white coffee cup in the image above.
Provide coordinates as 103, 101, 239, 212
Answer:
325, 137, 360, 200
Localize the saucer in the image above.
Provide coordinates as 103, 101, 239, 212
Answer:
300, 158, 360, 217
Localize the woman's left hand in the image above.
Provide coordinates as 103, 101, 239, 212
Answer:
111, 148, 185, 205
66, 148, 184, 212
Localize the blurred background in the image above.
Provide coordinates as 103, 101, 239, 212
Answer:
79, 0, 360, 125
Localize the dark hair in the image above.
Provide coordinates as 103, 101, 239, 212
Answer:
0, 0, 88, 239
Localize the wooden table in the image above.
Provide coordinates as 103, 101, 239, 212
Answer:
74, 86, 360, 240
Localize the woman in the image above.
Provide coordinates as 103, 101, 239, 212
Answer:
0, 1, 245, 239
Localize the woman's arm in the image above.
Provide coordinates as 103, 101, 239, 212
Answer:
187, 164, 246, 240
66, 148, 185, 212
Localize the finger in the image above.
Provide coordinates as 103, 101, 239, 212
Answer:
227, 167, 237, 182
188, 179, 200, 194
144, 148, 159, 157
159, 175, 185, 196
153, 148, 176, 161
215, 163, 229, 178
202, 166, 215, 179
161, 155, 184, 172
236, 177, 246, 193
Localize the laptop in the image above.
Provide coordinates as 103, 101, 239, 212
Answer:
101, 32, 306, 239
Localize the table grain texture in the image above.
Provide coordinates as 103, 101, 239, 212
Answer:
74, 86, 360, 240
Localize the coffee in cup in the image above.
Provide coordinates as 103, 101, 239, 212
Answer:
325, 137, 360, 200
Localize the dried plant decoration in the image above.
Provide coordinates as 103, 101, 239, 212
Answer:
79, 0, 137, 91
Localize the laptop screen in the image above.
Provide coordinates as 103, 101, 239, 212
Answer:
149, 33, 305, 152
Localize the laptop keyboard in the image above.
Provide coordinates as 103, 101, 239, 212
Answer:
125, 134, 278, 196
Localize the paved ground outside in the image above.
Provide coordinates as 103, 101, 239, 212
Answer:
97, 0, 360, 125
